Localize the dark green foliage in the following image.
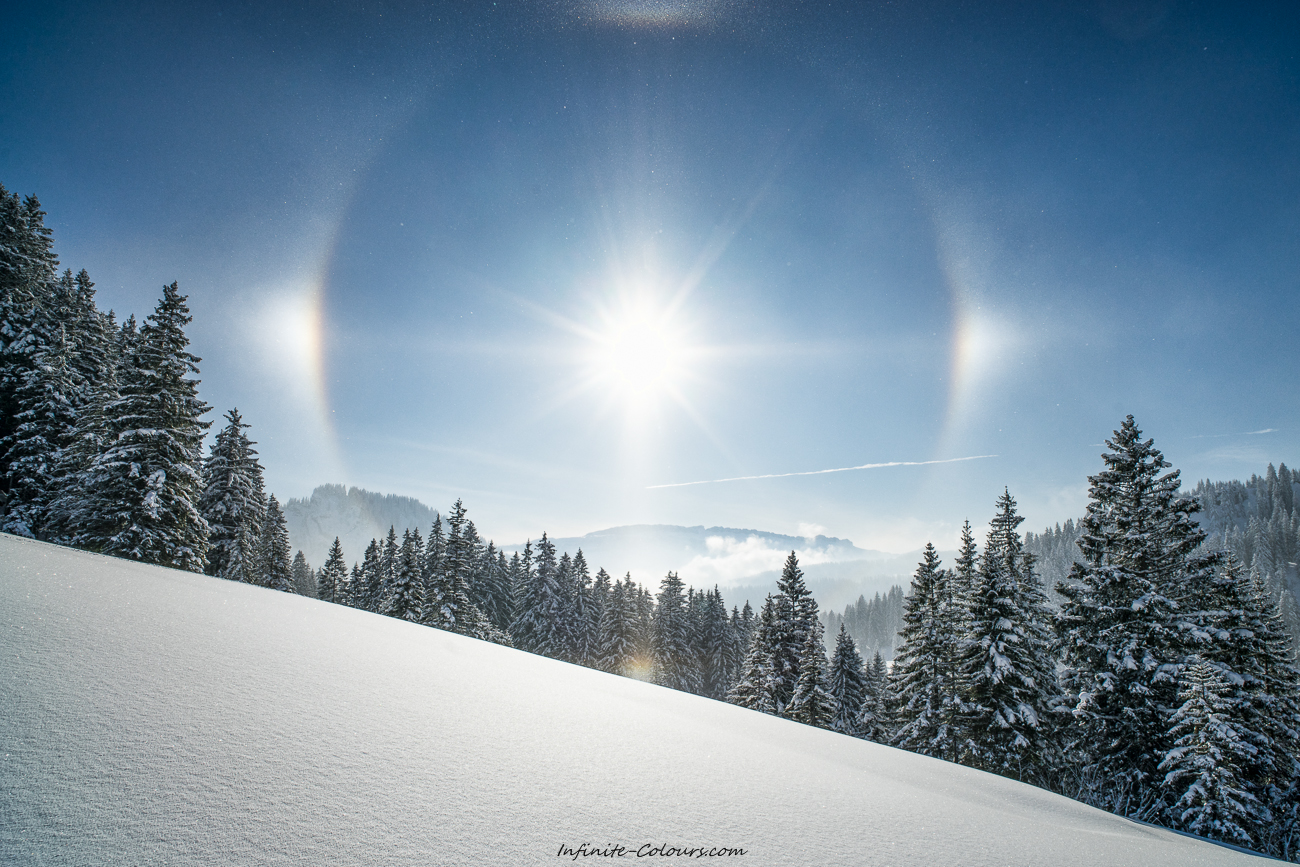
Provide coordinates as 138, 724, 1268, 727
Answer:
260, 495, 293, 592
829, 625, 867, 737
788, 619, 833, 729
729, 595, 778, 715
652, 572, 698, 693
1056, 416, 1219, 817
386, 528, 425, 622
290, 550, 314, 596
63, 284, 211, 571
318, 537, 347, 604
957, 490, 1059, 783
890, 544, 961, 759
199, 408, 265, 583
1158, 661, 1262, 847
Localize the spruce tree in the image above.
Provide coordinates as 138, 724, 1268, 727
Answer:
386, 528, 425, 623
199, 409, 264, 583
378, 526, 399, 608
358, 538, 383, 611
1056, 416, 1219, 816
788, 619, 834, 728
769, 551, 818, 715
890, 544, 960, 759
511, 533, 568, 656
64, 283, 211, 570
0, 325, 76, 538
290, 551, 314, 596
0, 187, 61, 517
829, 625, 868, 737
957, 490, 1058, 783
652, 572, 698, 692
260, 495, 293, 592
598, 575, 641, 676
317, 537, 347, 604
1158, 661, 1262, 848
860, 651, 892, 743
729, 595, 779, 715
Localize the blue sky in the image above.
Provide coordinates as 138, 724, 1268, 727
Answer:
3, 0, 1297, 551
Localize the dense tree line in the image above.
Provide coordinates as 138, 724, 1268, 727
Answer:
822, 586, 905, 661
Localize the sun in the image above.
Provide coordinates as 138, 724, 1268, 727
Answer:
586, 296, 689, 412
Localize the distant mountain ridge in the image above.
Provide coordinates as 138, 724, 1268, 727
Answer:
283, 485, 439, 568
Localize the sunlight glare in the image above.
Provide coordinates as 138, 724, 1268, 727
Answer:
588, 297, 688, 411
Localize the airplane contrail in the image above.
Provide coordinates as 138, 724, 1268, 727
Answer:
647, 454, 999, 489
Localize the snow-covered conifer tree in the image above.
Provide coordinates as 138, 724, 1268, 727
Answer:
1, 326, 76, 538
317, 537, 347, 604
1056, 416, 1219, 815
598, 575, 641, 676
199, 409, 264, 583
290, 551, 314, 596
769, 551, 818, 715
260, 495, 293, 592
788, 618, 834, 728
64, 283, 211, 571
652, 572, 698, 693
829, 625, 867, 737
357, 538, 382, 611
569, 549, 599, 666
729, 595, 778, 714
1158, 660, 1262, 848
957, 490, 1058, 783
890, 544, 960, 759
511, 533, 568, 656
860, 650, 892, 743
385, 528, 425, 622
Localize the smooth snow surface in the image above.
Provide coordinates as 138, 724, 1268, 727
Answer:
0, 534, 1266, 866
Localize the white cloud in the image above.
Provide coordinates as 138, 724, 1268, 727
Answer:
678, 534, 859, 587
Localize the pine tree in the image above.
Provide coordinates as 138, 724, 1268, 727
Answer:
957, 490, 1059, 783
729, 595, 779, 715
0, 187, 61, 518
860, 651, 892, 742
386, 528, 425, 622
652, 572, 698, 693
260, 495, 293, 592
199, 409, 264, 583
378, 526, 399, 608
290, 551, 314, 596
511, 533, 568, 657
829, 625, 868, 737
317, 537, 347, 604
1056, 416, 1219, 817
569, 550, 599, 666
788, 618, 834, 728
0, 325, 77, 538
357, 538, 383, 611
63, 283, 212, 570
890, 544, 961, 759
698, 587, 737, 700
769, 551, 818, 715
598, 575, 641, 676
1158, 661, 1263, 848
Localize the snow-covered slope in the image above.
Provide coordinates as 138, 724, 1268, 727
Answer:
0, 534, 1263, 866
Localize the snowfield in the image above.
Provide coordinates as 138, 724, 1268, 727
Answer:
0, 534, 1267, 865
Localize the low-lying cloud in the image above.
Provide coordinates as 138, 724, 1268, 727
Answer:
677, 534, 861, 587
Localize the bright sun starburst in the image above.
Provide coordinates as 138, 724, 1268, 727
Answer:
586, 296, 689, 412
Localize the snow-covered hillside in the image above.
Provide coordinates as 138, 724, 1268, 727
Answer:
0, 534, 1262, 866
